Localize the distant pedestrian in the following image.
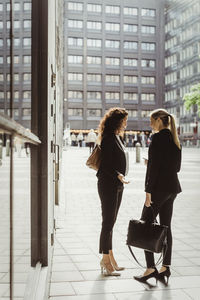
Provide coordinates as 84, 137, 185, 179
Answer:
71, 133, 77, 146
96, 107, 130, 276
87, 129, 97, 153
77, 132, 83, 147
134, 108, 182, 286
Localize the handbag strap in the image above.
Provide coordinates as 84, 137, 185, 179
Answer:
128, 241, 168, 269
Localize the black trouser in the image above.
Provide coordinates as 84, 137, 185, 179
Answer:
141, 191, 177, 268
98, 178, 124, 254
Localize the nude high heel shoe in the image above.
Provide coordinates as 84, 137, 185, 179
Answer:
100, 260, 120, 276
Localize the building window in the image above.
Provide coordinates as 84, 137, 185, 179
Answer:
13, 109, 19, 119
165, 72, 177, 85
14, 20, 20, 29
105, 92, 120, 102
0, 74, 3, 81
14, 38, 20, 46
87, 56, 102, 65
141, 93, 155, 101
126, 110, 137, 118
0, 39, 3, 47
141, 76, 155, 85
124, 75, 137, 84
68, 73, 83, 81
87, 109, 101, 118
68, 91, 83, 101
14, 91, 19, 99
105, 5, 120, 14
124, 24, 138, 33
23, 55, 31, 64
14, 3, 20, 10
87, 91, 101, 101
68, 19, 83, 29
124, 7, 138, 16
124, 92, 137, 101
23, 38, 31, 47
23, 73, 31, 81
7, 92, 10, 99
68, 2, 83, 11
0, 21, 3, 29
87, 4, 102, 13
165, 37, 177, 49
141, 25, 155, 34
124, 58, 137, 67
141, 110, 152, 118
124, 41, 138, 50
14, 56, 20, 64
7, 74, 11, 81
23, 91, 31, 99
141, 8, 156, 17
24, 20, 31, 28
87, 38, 102, 48
105, 40, 120, 49
24, 3, 31, 10
105, 75, 120, 83
68, 55, 83, 64
7, 21, 11, 29
7, 56, 10, 64
105, 23, 120, 32
87, 74, 101, 83
141, 42, 155, 51
68, 37, 83, 47
0, 92, 4, 99
0, 56, 3, 64
105, 57, 120, 66
141, 59, 155, 68
87, 21, 102, 31
14, 74, 20, 81
23, 108, 31, 116
0, 4, 3, 11
68, 108, 83, 117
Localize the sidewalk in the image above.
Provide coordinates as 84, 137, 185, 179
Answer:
49, 147, 200, 300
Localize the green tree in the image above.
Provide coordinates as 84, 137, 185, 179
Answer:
183, 83, 200, 116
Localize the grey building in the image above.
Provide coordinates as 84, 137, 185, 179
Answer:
63, 0, 165, 131
164, 0, 200, 143
0, 0, 31, 128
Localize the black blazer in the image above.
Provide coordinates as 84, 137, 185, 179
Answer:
145, 129, 182, 194
96, 133, 126, 185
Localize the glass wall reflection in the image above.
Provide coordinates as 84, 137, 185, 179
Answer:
0, 133, 10, 298
13, 137, 31, 298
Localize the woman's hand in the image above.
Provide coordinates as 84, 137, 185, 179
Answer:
145, 192, 153, 207
117, 174, 130, 184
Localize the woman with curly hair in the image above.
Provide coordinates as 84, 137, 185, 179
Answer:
96, 107, 129, 276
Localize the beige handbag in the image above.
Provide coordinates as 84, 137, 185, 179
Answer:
86, 145, 101, 171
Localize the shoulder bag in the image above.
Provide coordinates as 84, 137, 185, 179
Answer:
86, 144, 101, 171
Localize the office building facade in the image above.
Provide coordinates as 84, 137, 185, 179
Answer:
0, 0, 31, 128
164, 0, 200, 142
63, 0, 165, 131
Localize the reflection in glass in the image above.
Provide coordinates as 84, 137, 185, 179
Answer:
13, 136, 31, 298
0, 133, 10, 298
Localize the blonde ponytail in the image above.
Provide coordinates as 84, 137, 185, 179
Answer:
169, 114, 181, 149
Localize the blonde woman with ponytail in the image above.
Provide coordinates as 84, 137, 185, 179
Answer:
134, 108, 182, 286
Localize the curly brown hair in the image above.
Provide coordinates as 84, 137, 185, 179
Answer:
97, 107, 128, 143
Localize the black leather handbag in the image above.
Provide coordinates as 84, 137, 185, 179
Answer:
126, 210, 168, 267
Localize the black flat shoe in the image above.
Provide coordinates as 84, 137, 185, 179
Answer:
134, 268, 158, 284
157, 266, 171, 286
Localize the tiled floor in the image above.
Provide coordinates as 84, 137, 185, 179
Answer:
49, 147, 200, 300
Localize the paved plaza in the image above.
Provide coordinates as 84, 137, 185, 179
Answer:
49, 146, 200, 300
